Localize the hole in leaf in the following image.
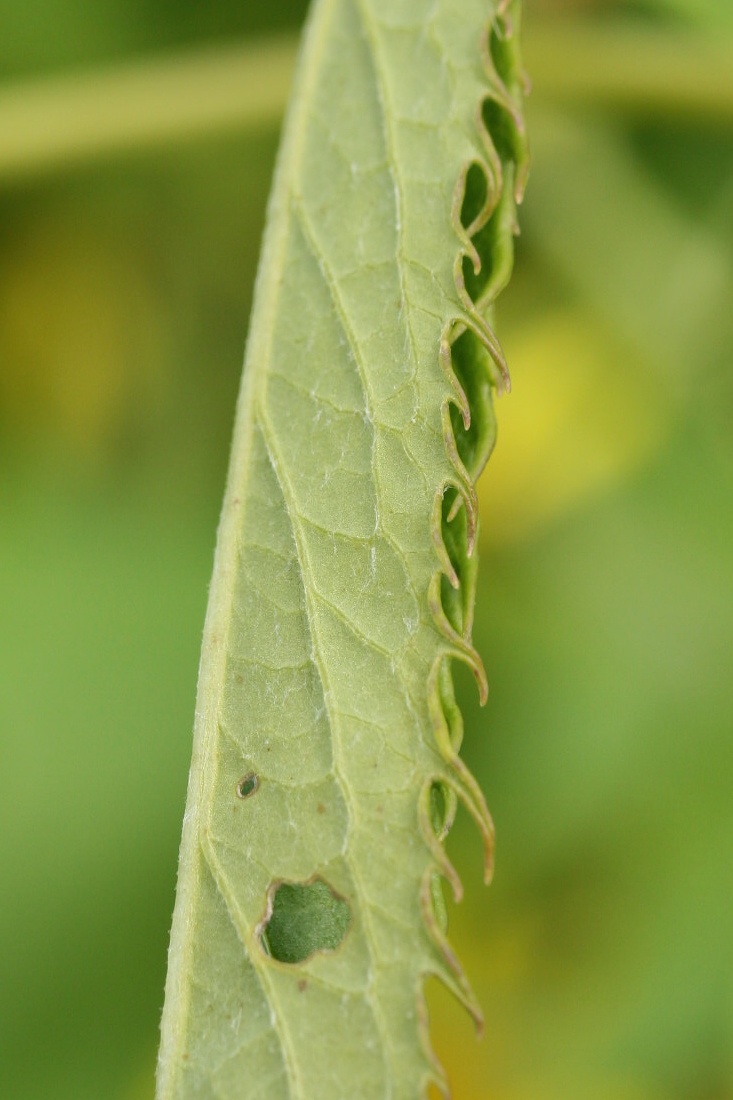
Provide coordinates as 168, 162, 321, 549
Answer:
236, 772, 259, 799
260, 878, 351, 964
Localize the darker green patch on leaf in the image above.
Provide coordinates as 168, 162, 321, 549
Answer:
482, 98, 517, 167
261, 878, 351, 964
449, 328, 497, 481
460, 161, 489, 231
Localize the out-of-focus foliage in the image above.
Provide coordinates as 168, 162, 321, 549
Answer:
1, 1, 732, 1099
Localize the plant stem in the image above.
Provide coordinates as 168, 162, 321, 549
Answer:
0, 37, 297, 183
524, 17, 733, 121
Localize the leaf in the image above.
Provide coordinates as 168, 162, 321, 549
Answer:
156, 1, 526, 1097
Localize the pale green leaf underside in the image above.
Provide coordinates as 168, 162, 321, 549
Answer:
157, 1, 526, 1097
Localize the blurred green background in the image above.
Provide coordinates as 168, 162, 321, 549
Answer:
1, 1, 731, 1097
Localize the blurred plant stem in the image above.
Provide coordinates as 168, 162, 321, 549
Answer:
524, 18, 733, 121
0, 37, 297, 182
524, 106, 733, 396
0, 17, 732, 183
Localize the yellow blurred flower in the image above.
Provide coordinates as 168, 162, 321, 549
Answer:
479, 309, 672, 546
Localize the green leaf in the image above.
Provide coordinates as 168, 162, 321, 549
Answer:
156, 1, 526, 1097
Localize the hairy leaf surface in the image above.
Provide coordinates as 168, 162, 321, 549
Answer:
157, 1, 526, 1096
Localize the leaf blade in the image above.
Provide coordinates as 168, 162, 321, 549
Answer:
157, 1, 526, 1096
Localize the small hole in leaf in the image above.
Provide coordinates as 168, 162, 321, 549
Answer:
236, 772, 259, 799
260, 878, 351, 964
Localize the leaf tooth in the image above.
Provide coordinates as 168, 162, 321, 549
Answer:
452, 296, 511, 395
449, 770, 497, 888
419, 869, 484, 1033
417, 990, 450, 1100
480, 4, 531, 202
418, 779, 463, 905
431, 489, 460, 591
452, 155, 499, 245
427, 581, 488, 704
425, 660, 496, 888
439, 328, 471, 430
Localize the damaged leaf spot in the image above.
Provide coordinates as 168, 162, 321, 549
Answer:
260, 878, 351, 964
236, 772, 259, 799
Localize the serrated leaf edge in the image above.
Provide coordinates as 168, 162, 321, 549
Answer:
418, 3, 528, 1093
